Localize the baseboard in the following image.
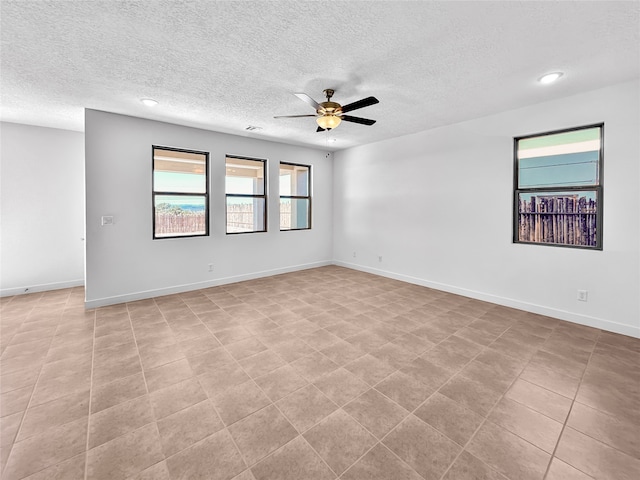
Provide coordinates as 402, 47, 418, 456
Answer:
7, 262, 637, 339
333, 261, 640, 339
0, 279, 85, 297
85, 261, 332, 309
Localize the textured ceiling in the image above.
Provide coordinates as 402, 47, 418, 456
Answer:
1, 1, 639, 151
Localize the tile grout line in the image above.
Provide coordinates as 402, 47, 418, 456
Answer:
187, 291, 378, 478
409, 327, 518, 480
282, 300, 487, 478
324, 311, 480, 478
3, 290, 78, 478
247, 345, 369, 475
210, 300, 344, 478
541, 329, 602, 480
181, 294, 254, 473
257, 328, 397, 478
265, 319, 350, 477
501, 377, 574, 423
336, 310, 490, 479
548, 344, 640, 459
2, 299, 62, 479
32, 276, 628, 478
120, 299, 164, 476
436, 315, 555, 480
210, 284, 620, 479
202, 288, 516, 476
0, 298, 19, 356
142, 269, 253, 468
269, 301, 392, 479
0, 299, 39, 476
440, 319, 603, 480
83, 306, 98, 480
3, 270, 632, 475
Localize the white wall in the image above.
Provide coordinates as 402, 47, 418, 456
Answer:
85, 110, 333, 308
333, 81, 640, 338
0, 122, 85, 295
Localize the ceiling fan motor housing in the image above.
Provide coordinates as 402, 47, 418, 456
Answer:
318, 89, 342, 116
318, 101, 342, 116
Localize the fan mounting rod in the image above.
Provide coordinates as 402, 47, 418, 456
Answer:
323, 89, 335, 101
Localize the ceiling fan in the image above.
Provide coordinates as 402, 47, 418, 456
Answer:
274, 89, 379, 132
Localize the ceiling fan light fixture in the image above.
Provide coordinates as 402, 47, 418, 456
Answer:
317, 115, 341, 130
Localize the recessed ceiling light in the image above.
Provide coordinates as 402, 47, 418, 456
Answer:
538, 72, 564, 84
140, 98, 158, 107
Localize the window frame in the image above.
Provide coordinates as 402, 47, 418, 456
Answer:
225, 155, 267, 235
279, 162, 312, 231
152, 145, 209, 240
513, 123, 604, 250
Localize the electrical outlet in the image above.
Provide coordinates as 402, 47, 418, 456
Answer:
101, 216, 114, 226
208, 264, 214, 272
353, 251, 356, 258
378, 256, 382, 262
577, 290, 588, 302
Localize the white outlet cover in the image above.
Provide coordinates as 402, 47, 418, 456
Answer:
101, 216, 114, 226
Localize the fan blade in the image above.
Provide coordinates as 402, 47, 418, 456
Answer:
274, 114, 317, 118
341, 115, 376, 126
340, 96, 379, 113
294, 93, 321, 111
316, 126, 325, 132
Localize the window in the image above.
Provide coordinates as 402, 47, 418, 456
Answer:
514, 124, 603, 249
279, 163, 311, 230
225, 156, 266, 233
153, 146, 209, 239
